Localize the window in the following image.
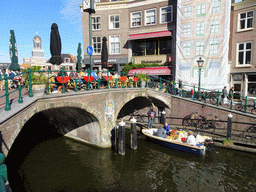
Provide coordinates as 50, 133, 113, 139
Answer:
196, 22, 205, 36
211, 0, 221, 14
237, 42, 252, 65
109, 15, 120, 29
210, 20, 220, 33
92, 16, 101, 30
131, 11, 142, 27
92, 37, 101, 55
145, 9, 156, 26
132, 40, 145, 56
110, 35, 120, 54
182, 41, 191, 56
64, 58, 70, 63
248, 75, 256, 97
183, 5, 192, 18
183, 24, 192, 36
160, 6, 173, 23
196, 3, 206, 17
195, 41, 205, 55
159, 37, 172, 54
209, 39, 219, 55
239, 11, 254, 30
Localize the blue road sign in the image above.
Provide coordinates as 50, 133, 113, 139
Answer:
87, 46, 93, 55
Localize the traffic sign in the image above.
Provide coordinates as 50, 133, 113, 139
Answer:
87, 46, 93, 55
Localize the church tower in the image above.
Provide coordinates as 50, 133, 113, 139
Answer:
32, 33, 44, 57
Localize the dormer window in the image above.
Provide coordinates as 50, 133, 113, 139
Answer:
64, 58, 70, 63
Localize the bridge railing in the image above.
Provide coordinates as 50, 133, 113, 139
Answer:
1, 68, 256, 115
165, 115, 256, 146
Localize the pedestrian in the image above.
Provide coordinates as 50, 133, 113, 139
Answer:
147, 107, 156, 129
229, 87, 234, 100
191, 88, 194, 99
220, 86, 228, 105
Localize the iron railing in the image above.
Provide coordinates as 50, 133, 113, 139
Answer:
1, 67, 256, 115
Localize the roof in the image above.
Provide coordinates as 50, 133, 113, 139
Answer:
47, 54, 76, 63
19, 63, 31, 69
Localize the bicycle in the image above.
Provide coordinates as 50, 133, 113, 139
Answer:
129, 110, 146, 123
235, 103, 256, 114
182, 112, 199, 131
243, 125, 256, 139
196, 114, 216, 133
193, 91, 218, 105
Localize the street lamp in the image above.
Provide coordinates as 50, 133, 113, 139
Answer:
82, 0, 95, 72
197, 57, 204, 101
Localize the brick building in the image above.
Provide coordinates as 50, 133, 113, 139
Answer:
80, 0, 176, 80
229, 0, 256, 99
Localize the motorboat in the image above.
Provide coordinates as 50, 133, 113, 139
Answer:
142, 128, 214, 156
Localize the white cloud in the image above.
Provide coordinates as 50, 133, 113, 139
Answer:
60, 0, 82, 24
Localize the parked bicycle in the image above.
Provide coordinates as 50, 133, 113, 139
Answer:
182, 112, 200, 131
129, 110, 146, 123
235, 102, 256, 114
196, 114, 216, 133
243, 124, 256, 139
193, 91, 218, 105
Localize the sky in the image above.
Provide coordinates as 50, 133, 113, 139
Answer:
0, 0, 84, 64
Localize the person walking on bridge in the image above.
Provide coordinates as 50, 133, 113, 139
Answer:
147, 107, 156, 129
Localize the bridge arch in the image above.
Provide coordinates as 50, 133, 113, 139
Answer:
115, 90, 172, 121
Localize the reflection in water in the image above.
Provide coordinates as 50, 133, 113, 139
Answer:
9, 131, 256, 191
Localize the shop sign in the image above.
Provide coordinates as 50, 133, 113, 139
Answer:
141, 60, 162, 64
233, 74, 242, 81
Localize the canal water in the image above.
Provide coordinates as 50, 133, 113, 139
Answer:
11, 130, 256, 191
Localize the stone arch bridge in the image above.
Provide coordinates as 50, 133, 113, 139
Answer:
1, 88, 255, 157
0, 88, 172, 156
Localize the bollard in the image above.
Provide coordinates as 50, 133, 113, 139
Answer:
118, 120, 126, 155
130, 117, 137, 150
227, 113, 233, 140
160, 110, 166, 124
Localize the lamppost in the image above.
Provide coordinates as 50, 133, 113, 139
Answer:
197, 57, 204, 101
82, 0, 95, 72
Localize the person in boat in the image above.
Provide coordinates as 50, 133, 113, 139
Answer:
154, 126, 166, 138
163, 122, 170, 135
147, 107, 156, 129
186, 131, 197, 146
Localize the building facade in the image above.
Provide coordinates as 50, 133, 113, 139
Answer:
23, 35, 49, 69
80, 0, 176, 80
176, 0, 231, 90
229, 0, 256, 99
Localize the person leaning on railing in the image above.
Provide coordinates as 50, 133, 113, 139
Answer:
229, 87, 234, 100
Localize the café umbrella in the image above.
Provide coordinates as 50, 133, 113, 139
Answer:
76, 43, 82, 71
101, 36, 108, 69
49, 23, 62, 65
9, 29, 20, 71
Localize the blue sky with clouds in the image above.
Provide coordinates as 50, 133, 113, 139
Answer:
0, 0, 83, 64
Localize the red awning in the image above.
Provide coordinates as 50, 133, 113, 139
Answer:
128, 30, 172, 40
128, 67, 171, 76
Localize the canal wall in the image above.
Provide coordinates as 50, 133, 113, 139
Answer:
169, 96, 256, 131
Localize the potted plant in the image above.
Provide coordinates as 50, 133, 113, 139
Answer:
223, 139, 233, 147
137, 73, 148, 88
23, 66, 48, 97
